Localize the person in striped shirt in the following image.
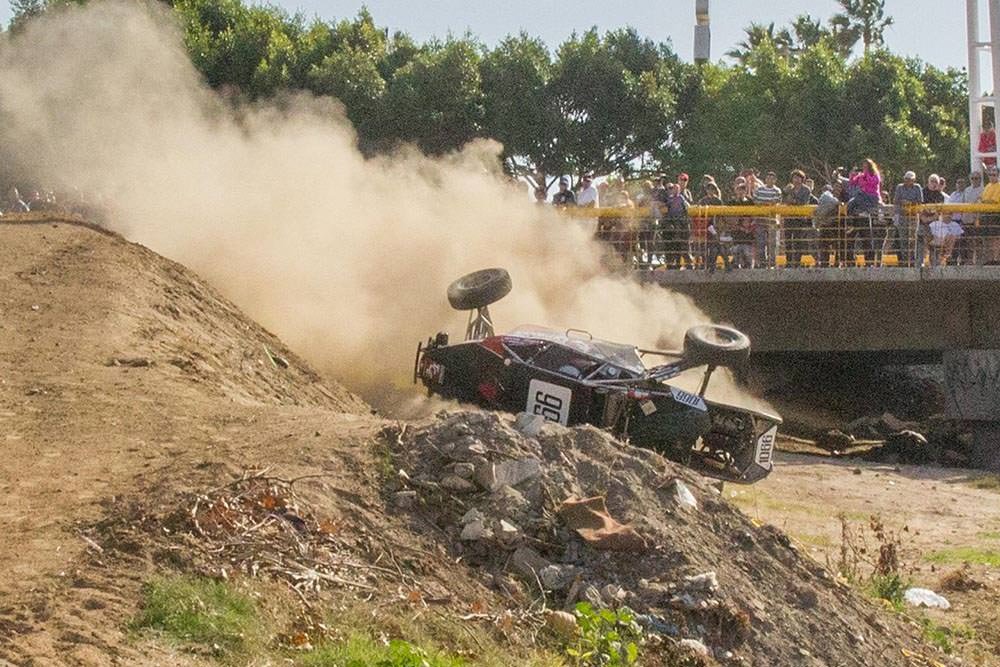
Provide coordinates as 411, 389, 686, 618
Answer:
752, 171, 782, 268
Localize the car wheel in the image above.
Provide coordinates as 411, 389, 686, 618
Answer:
683, 325, 751, 368
447, 268, 513, 311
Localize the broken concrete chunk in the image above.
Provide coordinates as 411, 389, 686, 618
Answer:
682, 571, 718, 593
452, 462, 475, 479
492, 458, 542, 490
539, 564, 579, 591
461, 508, 485, 525
678, 638, 710, 656
460, 519, 491, 541
441, 475, 476, 493
513, 412, 546, 438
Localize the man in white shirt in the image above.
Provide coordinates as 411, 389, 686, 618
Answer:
577, 174, 599, 208
960, 172, 984, 264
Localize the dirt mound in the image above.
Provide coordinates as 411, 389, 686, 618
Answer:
384, 411, 938, 666
0, 220, 957, 666
0, 220, 364, 607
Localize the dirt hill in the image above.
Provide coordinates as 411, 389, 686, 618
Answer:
0, 220, 958, 666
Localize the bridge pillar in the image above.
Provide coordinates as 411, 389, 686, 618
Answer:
944, 349, 1000, 471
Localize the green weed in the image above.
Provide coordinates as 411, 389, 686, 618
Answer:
926, 547, 1000, 567
565, 602, 642, 666
868, 573, 907, 612
920, 618, 976, 654
967, 474, 1000, 492
299, 636, 466, 667
131, 575, 261, 655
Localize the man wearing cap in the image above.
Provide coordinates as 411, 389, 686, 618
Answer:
552, 177, 576, 207
891, 171, 923, 266
577, 174, 599, 208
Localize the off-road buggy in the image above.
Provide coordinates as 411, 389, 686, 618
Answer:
415, 268, 781, 483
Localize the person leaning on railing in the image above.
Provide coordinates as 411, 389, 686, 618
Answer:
782, 169, 812, 268
890, 171, 923, 267
752, 171, 782, 268
699, 182, 730, 272
813, 183, 842, 268
727, 181, 754, 269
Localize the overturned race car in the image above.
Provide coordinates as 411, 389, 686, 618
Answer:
415, 268, 781, 484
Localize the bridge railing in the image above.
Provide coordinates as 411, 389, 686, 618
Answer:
567, 203, 1000, 269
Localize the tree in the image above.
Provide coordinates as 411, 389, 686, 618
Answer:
726, 23, 793, 64
382, 37, 484, 154
480, 34, 562, 189
833, 0, 893, 54
9, 0, 45, 31
548, 29, 675, 177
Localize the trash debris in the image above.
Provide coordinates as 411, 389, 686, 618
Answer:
557, 496, 647, 551
903, 587, 951, 610
669, 479, 698, 510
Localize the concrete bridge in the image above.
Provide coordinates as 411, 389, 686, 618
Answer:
645, 266, 1000, 468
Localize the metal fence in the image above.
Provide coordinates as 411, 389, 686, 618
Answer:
570, 203, 1000, 270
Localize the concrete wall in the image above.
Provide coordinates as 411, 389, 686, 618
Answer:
647, 267, 1000, 355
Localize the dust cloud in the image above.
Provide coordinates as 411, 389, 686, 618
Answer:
0, 1, 766, 412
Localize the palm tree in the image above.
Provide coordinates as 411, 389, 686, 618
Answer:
726, 22, 794, 63
833, 0, 894, 54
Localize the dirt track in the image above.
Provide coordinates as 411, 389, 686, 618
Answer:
1, 220, 995, 665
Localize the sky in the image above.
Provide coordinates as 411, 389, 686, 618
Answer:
0, 1, 971, 70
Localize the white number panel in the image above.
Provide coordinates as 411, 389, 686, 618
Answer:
670, 386, 707, 411
526, 380, 572, 425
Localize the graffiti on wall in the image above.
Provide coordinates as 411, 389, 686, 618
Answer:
944, 350, 1000, 420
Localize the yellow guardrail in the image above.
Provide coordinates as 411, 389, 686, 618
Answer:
561, 203, 1000, 218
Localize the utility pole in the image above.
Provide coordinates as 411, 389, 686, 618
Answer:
694, 0, 710, 64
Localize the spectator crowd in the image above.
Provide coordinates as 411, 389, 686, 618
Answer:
538, 157, 1000, 270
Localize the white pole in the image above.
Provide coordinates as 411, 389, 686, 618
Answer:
969, 0, 982, 172
989, 0, 1000, 165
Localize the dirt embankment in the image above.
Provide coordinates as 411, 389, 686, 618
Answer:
0, 221, 968, 666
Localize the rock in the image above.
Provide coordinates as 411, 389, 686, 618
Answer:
669, 479, 698, 510
539, 564, 579, 591
600, 583, 627, 604
492, 458, 542, 490
544, 610, 578, 639
514, 412, 547, 438
460, 520, 491, 541
852, 467, 862, 475
461, 508, 485, 525
393, 490, 418, 509
635, 614, 680, 637
582, 585, 604, 608
881, 412, 920, 433
452, 462, 475, 479
904, 587, 951, 609
678, 638, 710, 656
818, 429, 855, 451
498, 519, 521, 543
682, 571, 718, 593
441, 475, 476, 493
510, 546, 551, 581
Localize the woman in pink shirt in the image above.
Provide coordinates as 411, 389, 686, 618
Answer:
847, 158, 882, 216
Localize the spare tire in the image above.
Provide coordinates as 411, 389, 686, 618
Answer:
683, 325, 751, 368
447, 268, 513, 310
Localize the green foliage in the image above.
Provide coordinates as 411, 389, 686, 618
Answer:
299, 636, 466, 667
5, 0, 970, 183
131, 575, 260, 654
867, 573, 907, 611
564, 602, 642, 666
926, 546, 1000, 567
920, 618, 976, 654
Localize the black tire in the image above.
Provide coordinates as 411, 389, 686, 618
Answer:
447, 268, 512, 311
683, 325, 751, 368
